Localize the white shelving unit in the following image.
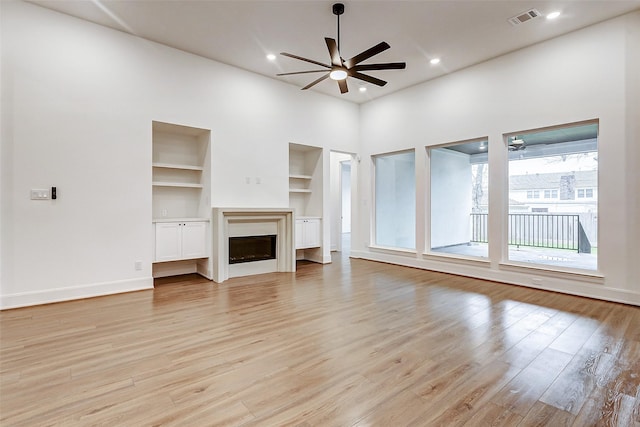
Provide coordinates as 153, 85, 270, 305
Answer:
152, 121, 212, 279
289, 143, 323, 263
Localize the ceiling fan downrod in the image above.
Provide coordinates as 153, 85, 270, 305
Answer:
333, 3, 344, 52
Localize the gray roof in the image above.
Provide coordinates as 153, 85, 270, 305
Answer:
509, 170, 597, 190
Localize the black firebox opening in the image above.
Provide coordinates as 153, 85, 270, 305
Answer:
229, 235, 277, 264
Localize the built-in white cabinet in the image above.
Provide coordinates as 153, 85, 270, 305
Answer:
154, 221, 207, 262
289, 143, 324, 262
295, 218, 321, 249
152, 121, 212, 279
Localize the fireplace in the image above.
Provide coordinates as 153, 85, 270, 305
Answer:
212, 208, 295, 282
229, 235, 277, 264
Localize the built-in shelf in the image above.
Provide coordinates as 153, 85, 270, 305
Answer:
152, 182, 203, 188
153, 162, 203, 171
152, 121, 212, 280
289, 174, 313, 180
289, 143, 323, 263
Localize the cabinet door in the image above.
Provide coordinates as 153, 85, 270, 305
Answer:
304, 219, 321, 248
295, 220, 305, 249
181, 221, 207, 259
155, 222, 182, 262
295, 219, 321, 249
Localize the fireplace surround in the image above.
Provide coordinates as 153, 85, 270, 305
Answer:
212, 208, 295, 282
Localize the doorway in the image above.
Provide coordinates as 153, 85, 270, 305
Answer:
330, 151, 355, 257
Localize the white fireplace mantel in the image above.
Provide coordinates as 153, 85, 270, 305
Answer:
211, 208, 296, 283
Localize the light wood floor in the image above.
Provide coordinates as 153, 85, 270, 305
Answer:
1, 256, 639, 426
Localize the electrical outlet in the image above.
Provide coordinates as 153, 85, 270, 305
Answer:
135, 260, 142, 271
532, 277, 543, 285
161, 208, 168, 217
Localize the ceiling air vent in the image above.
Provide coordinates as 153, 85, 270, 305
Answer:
508, 9, 542, 26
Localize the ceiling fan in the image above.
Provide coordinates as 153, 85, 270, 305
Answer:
277, 3, 406, 94
509, 136, 526, 151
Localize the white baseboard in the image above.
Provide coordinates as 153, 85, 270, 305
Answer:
0, 277, 154, 310
350, 250, 640, 306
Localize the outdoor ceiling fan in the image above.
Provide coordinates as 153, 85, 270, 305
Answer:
276, 3, 406, 94
509, 136, 526, 151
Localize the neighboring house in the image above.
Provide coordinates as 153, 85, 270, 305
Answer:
509, 170, 597, 214
471, 169, 598, 245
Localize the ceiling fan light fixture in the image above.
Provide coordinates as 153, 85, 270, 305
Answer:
329, 68, 348, 80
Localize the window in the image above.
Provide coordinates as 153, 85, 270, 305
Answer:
373, 150, 415, 250
578, 188, 594, 198
507, 122, 598, 271
429, 139, 488, 258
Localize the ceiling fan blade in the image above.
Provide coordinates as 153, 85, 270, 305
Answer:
277, 70, 330, 76
325, 37, 342, 66
281, 52, 330, 69
344, 42, 390, 68
350, 71, 387, 87
353, 62, 406, 71
338, 79, 348, 94
302, 73, 329, 90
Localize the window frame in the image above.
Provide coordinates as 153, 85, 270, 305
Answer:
424, 137, 490, 263
502, 120, 600, 275
370, 148, 417, 252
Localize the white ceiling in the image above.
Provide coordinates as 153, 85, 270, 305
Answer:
29, 0, 640, 104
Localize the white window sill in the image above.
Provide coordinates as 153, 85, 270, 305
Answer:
368, 245, 417, 256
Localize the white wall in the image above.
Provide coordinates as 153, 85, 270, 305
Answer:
430, 148, 472, 248
0, 1, 358, 308
355, 11, 640, 305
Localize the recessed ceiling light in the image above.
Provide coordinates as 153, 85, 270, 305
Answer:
546, 11, 561, 20
430, 58, 441, 65
359, 86, 367, 93
266, 54, 276, 61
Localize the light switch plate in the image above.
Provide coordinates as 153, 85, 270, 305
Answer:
31, 189, 50, 200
